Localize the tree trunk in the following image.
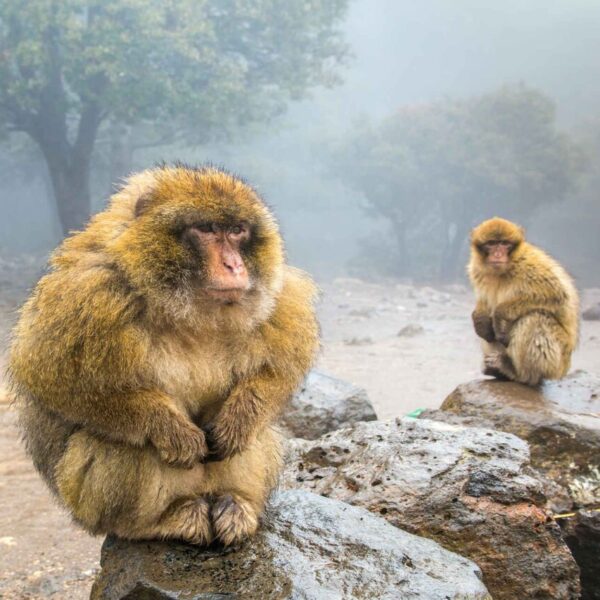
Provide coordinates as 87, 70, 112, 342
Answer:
108, 121, 134, 194
49, 161, 92, 235
439, 221, 468, 282
394, 219, 411, 277
33, 101, 103, 236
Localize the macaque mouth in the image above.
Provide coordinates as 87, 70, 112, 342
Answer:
204, 286, 250, 304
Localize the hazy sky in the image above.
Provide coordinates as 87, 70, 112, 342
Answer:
303, 0, 600, 124
2, 0, 600, 269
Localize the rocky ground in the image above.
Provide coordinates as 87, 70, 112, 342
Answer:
0, 257, 599, 598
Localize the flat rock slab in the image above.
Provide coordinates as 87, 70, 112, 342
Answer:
90, 490, 490, 600
282, 418, 580, 600
279, 370, 377, 439
432, 371, 600, 507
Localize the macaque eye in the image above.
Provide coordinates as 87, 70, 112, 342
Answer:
230, 224, 246, 236
197, 223, 214, 233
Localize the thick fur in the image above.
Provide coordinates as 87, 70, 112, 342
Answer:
8, 165, 319, 545
468, 217, 579, 386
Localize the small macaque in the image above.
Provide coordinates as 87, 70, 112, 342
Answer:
9, 165, 319, 546
468, 217, 579, 386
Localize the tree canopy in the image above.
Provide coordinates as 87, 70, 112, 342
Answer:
0, 0, 349, 233
331, 84, 585, 280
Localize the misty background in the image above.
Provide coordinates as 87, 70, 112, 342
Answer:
1, 0, 600, 284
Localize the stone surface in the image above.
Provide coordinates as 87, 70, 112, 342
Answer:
90, 490, 491, 600
282, 418, 581, 600
397, 323, 425, 337
559, 510, 600, 600
582, 303, 600, 320
279, 370, 377, 439
430, 371, 600, 507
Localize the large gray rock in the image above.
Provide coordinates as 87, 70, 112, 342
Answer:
430, 371, 600, 508
280, 370, 376, 439
283, 418, 581, 600
90, 490, 491, 600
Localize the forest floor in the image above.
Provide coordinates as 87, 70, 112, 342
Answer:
1, 265, 599, 598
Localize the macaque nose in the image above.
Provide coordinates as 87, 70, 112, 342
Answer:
222, 248, 246, 276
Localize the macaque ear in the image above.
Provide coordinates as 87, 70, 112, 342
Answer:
134, 192, 155, 218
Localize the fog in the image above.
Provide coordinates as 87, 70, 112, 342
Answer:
2, 0, 600, 283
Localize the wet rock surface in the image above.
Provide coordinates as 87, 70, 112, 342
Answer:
90, 490, 491, 600
279, 370, 377, 439
282, 418, 581, 600
428, 371, 600, 507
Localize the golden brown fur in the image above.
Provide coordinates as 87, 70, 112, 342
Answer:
468, 217, 579, 386
8, 165, 319, 545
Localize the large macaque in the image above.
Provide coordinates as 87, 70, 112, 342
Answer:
468, 217, 579, 386
9, 165, 319, 546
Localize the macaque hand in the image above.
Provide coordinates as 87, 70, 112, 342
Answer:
492, 313, 512, 346
149, 410, 208, 468
472, 311, 496, 343
204, 390, 257, 462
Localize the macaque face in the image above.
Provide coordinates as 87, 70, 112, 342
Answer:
185, 222, 252, 303
479, 240, 515, 269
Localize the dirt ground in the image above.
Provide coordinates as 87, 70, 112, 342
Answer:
1, 273, 599, 599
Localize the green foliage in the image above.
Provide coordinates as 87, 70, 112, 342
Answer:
0, 0, 349, 233
331, 84, 585, 280
0, 0, 348, 134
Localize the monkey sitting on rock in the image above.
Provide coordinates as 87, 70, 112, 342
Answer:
468, 217, 579, 386
9, 165, 319, 546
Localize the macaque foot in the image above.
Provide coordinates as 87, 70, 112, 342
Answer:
159, 497, 213, 545
483, 352, 512, 380
211, 495, 259, 546
482, 365, 510, 380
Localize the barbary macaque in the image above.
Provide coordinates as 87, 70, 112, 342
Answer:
468, 217, 579, 386
9, 165, 319, 546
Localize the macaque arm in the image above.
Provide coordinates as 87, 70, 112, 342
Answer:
207, 269, 319, 459
10, 273, 207, 467
472, 299, 495, 343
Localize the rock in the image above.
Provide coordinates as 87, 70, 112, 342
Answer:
433, 371, 600, 507
559, 509, 600, 600
279, 370, 377, 439
582, 303, 600, 320
90, 490, 491, 600
343, 336, 373, 346
283, 418, 580, 600
397, 324, 424, 337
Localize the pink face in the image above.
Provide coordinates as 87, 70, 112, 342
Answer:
188, 222, 251, 302
481, 241, 514, 267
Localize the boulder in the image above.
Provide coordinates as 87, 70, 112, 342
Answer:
90, 490, 491, 600
559, 509, 600, 600
279, 370, 377, 439
282, 418, 580, 600
430, 371, 600, 507
582, 303, 600, 320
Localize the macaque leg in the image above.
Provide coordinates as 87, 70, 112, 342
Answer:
55, 431, 213, 544
506, 314, 570, 385
203, 427, 283, 546
481, 341, 516, 381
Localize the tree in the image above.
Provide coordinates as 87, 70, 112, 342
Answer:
331, 84, 584, 280
0, 0, 348, 234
